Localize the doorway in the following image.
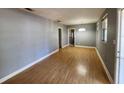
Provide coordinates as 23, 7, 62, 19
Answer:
58, 28, 62, 49
69, 28, 75, 46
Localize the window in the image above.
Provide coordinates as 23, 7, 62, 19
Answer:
78, 28, 86, 32
96, 22, 99, 31
101, 15, 108, 42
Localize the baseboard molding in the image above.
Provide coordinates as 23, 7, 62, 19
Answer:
62, 44, 69, 48
0, 49, 59, 83
75, 45, 96, 48
95, 48, 114, 84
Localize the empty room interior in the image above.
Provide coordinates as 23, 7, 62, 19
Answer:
0, 8, 124, 84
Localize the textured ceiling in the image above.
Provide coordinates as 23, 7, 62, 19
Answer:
23, 8, 105, 25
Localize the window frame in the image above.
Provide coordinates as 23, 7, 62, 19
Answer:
101, 14, 108, 43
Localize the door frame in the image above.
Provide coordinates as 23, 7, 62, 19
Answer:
115, 8, 123, 84
58, 27, 63, 49
68, 28, 76, 46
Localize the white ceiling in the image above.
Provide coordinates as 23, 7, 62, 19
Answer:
23, 8, 105, 25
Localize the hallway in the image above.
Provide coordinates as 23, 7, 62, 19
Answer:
3, 47, 110, 84
0, 0, 123, 92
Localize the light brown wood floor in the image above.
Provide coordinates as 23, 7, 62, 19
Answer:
3, 46, 110, 84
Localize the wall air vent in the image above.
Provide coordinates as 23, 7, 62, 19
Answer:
56, 20, 61, 23
25, 8, 33, 12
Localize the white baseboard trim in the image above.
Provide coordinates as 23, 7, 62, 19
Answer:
95, 48, 114, 84
0, 49, 59, 83
75, 45, 96, 48
62, 44, 69, 48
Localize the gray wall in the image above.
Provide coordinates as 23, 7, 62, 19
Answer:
96, 8, 117, 80
68, 23, 96, 47
0, 9, 68, 79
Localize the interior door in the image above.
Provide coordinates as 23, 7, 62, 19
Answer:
58, 28, 62, 48
69, 29, 75, 46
